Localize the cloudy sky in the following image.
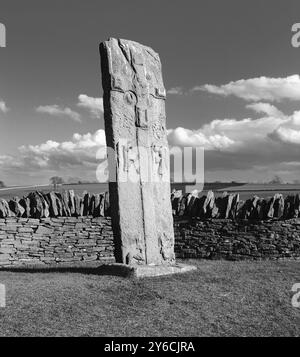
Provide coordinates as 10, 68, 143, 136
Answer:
1, 0, 300, 185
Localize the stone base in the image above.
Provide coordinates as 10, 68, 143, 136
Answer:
102, 262, 197, 278
133, 263, 197, 278
0, 262, 197, 278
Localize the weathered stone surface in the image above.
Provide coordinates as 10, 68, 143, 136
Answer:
100, 38, 175, 265
284, 195, 294, 219
229, 193, 239, 219
89, 195, 96, 216
104, 191, 110, 217
27, 192, 44, 218
3, 188, 300, 221
93, 194, 101, 217
203, 190, 215, 217
174, 217, 300, 261
225, 193, 234, 219
273, 194, 284, 218
215, 193, 228, 218
61, 191, 71, 217
0, 217, 115, 268
171, 190, 182, 216
185, 190, 198, 216
8, 198, 25, 217
99, 194, 105, 217
54, 193, 64, 216
19, 197, 31, 217
74, 194, 81, 216
266, 194, 283, 219
254, 198, 266, 220
0, 215, 300, 269
0, 199, 14, 218
46, 192, 59, 217
68, 190, 76, 215
178, 195, 188, 216
82, 191, 90, 216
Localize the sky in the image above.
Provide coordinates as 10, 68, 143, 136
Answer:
1, 0, 300, 185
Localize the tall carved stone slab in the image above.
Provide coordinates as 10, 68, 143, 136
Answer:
100, 38, 175, 266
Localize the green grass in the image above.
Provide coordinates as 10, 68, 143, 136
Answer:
0, 259, 299, 337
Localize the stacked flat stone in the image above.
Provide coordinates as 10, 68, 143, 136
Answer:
0, 190, 110, 219
171, 190, 300, 220
0, 217, 115, 267
1, 189, 300, 220
174, 218, 300, 261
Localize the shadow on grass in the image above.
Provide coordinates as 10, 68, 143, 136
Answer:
0, 264, 135, 277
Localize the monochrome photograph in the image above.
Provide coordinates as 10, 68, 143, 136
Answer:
0, 0, 299, 345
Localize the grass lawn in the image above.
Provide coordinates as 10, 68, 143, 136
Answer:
0, 259, 299, 337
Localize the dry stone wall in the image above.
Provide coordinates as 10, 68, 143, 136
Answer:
171, 190, 300, 220
174, 218, 300, 261
0, 190, 110, 219
1, 190, 300, 267
0, 217, 114, 268
1, 189, 299, 221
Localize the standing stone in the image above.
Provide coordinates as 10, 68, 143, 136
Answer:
68, 190, 76, 215
229, 193, 239, 219
61, 191, 71, 217
203, 190, 215, 217
19, 197, 31, 218
82, 191, 90, 216
185, 190, 198, 217
178, 194, 188, 217
103, 191, 110, 217
8, 197, 25, 217
273, 194, 284, 218
0, 199, 9, 218
99, 193, 105, 217
100, 38, 175, 265
74, 194, 81, 216
93, 194, 100, 217
171, 190, 182, 216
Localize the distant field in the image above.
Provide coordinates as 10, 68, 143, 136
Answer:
215, 183, 300, 201
195, 183, 300, 201
0, 183, 109, 200
1, 182, 300, 201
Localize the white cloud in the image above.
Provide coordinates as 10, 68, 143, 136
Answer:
0, 100, 9, 113
0, 129, 107, 185
18, 129, 106, 169
168, 127, 235, 150
0, 129, 108, 185
271, 126, 300, 145
196, 74, 300, 102
269, 110, 300, 145
77, 94, 103, 119
36, 105, 81, 122
3, 100, 300, 184
167, 87, 184, 95
167, 103, 300, 179
246, 102, 284, 118
168, 114, 283, 151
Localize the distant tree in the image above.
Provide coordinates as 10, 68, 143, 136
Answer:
0, 180, 5, 188
268, 175, 284, 185
50, 176, 64, 190
67, 177, 82, 184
